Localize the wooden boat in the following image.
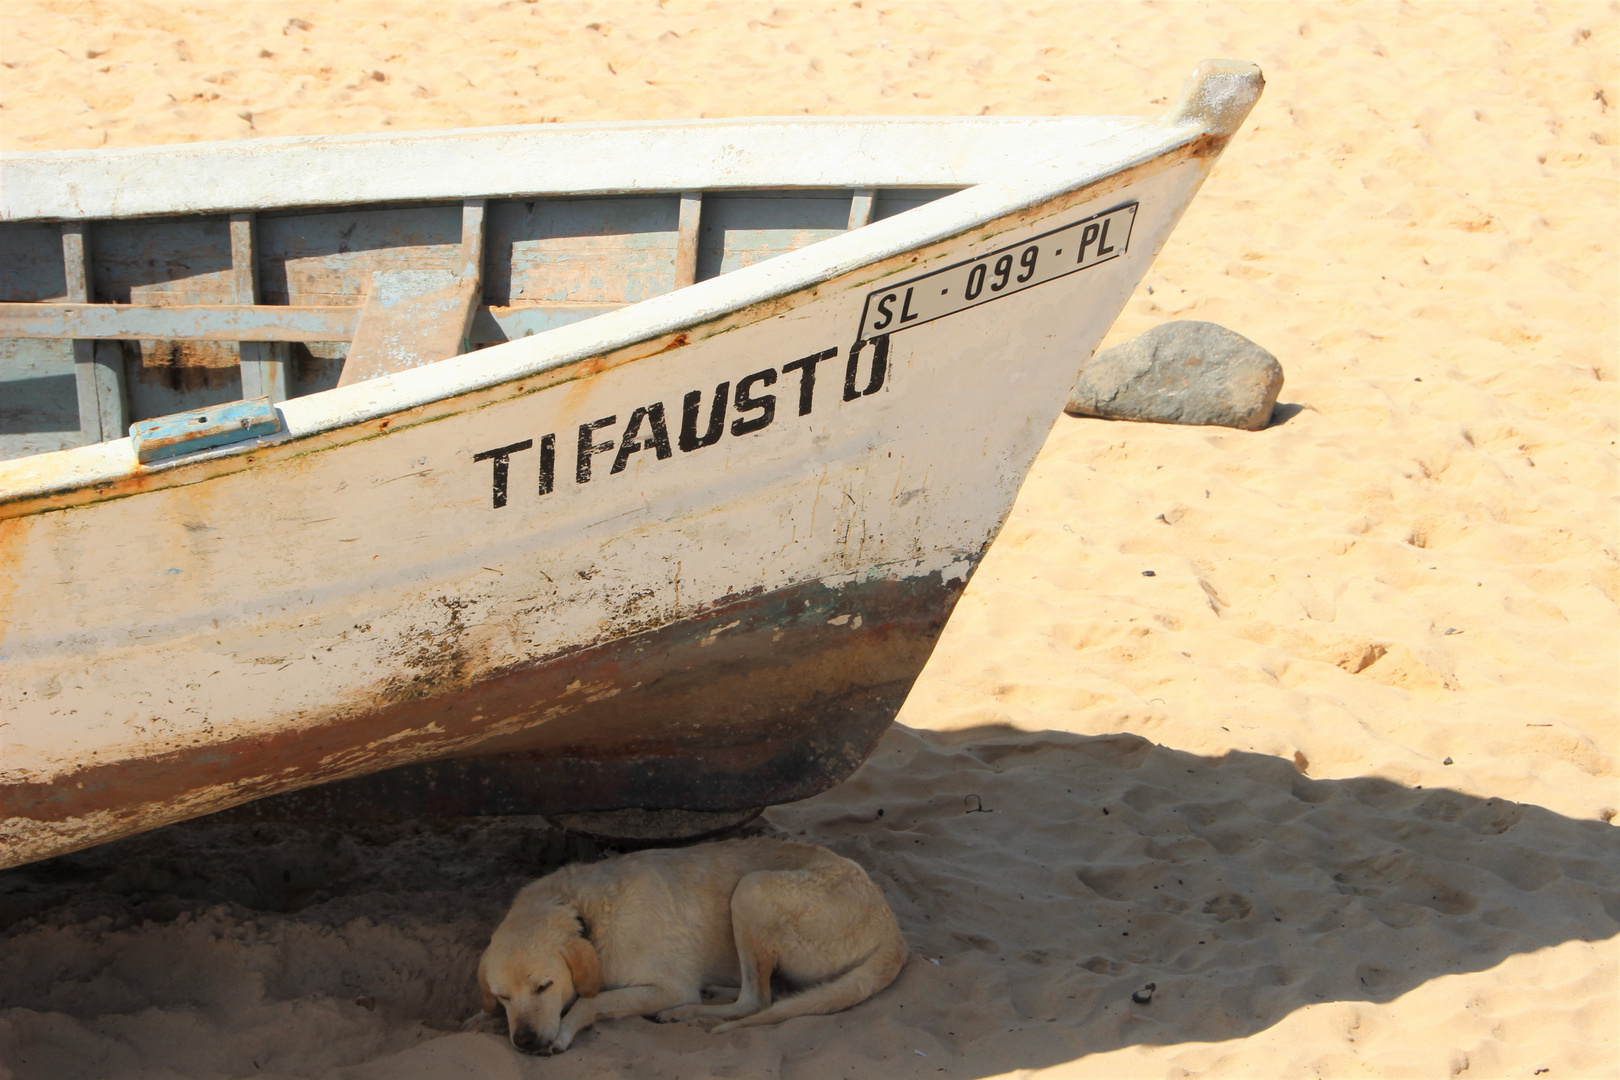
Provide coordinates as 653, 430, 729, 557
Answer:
0, 61, 1262, 866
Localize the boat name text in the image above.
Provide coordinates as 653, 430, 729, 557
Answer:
472, 336, 890, 509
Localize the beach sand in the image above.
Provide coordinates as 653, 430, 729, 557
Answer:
1, 2, 1616, 1077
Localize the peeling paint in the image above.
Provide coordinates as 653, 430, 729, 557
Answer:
3, 569, 968, 862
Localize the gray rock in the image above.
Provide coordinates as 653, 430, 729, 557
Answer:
1066, 321, 1284, 431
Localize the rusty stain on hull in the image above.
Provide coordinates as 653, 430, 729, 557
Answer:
0, 566, 970, 867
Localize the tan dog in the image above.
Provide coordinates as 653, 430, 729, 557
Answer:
476, 837, 907, 1054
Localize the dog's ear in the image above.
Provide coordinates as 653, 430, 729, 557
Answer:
564, 936, 601, 999
477, 954, 499, 1015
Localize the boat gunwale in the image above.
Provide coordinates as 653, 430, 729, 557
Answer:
2, 114, 1153, 223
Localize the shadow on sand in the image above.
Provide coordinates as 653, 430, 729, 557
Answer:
0, 723, 1614, 1078
764, 723, 1619, 1075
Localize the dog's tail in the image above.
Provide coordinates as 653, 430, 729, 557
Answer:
712, 936, 909, 1032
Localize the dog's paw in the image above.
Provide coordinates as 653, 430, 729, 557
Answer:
461, 1011, 506, 1034
653, 1005, 704, 1024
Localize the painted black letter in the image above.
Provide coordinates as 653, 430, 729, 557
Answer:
843, 334, 889, 401
1078, 222, 1100, 262
731, 368, 777, 436
871, 293, 897, 331
899, 286, 920, 323
680, 382, 729, 452
537, 433, 556, 496
473, 439, 532, 509
576, 416, 616, 484
611, 402, 674, 474
965, 263, 986, 300
1097, 217, 1114, 256
782, 347, 836, 416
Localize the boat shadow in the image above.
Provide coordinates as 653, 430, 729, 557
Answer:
766, 722, 1619, 1073
0, 721, 1613, 1076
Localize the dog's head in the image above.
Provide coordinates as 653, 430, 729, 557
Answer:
478, 898, 600, 1054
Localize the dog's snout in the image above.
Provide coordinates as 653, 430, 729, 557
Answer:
511, 1026, 542, 1053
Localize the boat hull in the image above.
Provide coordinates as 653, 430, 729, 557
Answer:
0, 64, 1264, 866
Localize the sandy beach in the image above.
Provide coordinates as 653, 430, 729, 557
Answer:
1, 2, 1616, 1077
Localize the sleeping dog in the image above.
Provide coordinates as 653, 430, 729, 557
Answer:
476, 837, 907, 1054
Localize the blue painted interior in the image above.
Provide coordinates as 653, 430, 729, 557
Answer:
129, 395, 282, 463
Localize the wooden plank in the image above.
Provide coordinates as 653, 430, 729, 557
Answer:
336, 270, 479, 387
485, 196, 680, 306
0, 302, 362, 341
0, 337, 79, 462
62, 225, 90, 303
89, 340, 128, 438
0, 221, 69, 301
231, 213, 290, 404
696, 193, 849, 280
469, 302, 624, 344
63, 224, 106, 443
848, 188, 876, 230
460, 199, 487, 281
90, 215, 235, 305
337, 201, 485, 385
255, 204, 462, 307
228, 214, 259, 303
674, 191, 702, 288
2, 300, 633, 346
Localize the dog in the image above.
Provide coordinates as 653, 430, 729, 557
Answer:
476, 836, 907, 1054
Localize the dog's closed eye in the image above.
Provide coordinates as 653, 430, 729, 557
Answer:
536, 980, 553, 993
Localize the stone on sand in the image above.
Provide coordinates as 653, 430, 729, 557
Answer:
1065, 320, 1284, 430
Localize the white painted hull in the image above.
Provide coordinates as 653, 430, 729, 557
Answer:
0, 62, 1261, 867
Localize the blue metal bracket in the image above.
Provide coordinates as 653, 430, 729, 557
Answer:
130, 396, 282, 464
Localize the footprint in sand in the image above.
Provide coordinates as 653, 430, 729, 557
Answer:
1202, 892, 1254, 922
